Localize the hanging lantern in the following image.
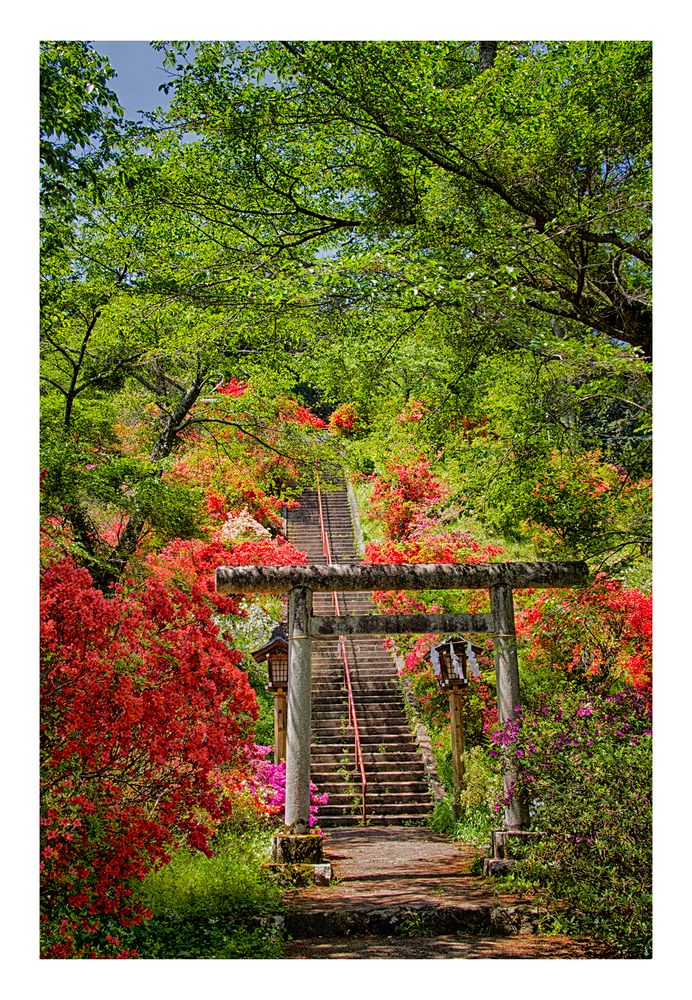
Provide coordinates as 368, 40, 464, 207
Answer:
251, 625, 289, 692
427, 636, 481, 690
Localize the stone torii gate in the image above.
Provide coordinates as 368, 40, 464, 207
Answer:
216, 561, 588, 834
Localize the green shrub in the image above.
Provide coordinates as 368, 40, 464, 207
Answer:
491, 688, 652, 957
125, 826, 285, 958
429, 745, 500, 847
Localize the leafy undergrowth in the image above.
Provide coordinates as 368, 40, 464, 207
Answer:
490, 690, 652, 958
123, 825, 285, 959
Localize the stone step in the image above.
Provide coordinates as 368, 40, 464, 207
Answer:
319, 789, 433, 804
313, 701, 406, 712
312, 763, 428, 778
318, 800, 432, 816
313, 729, 414, 742
312, 735, 415, 747
311, 690, 402, 701
312, 756, 425, 769
315, 815, 431, 829
318, 807, 432, 822
311, 753, 424, 767
312, 713, 409, 723
312, 775, 430, 790
312, 778, 431, 794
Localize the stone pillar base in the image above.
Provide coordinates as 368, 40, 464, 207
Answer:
483, 857, 516, 876
271, 832, 324, 864
492, 829, 542, 859
263, 861, 333, 887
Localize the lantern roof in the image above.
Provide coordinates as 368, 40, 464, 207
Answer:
424, 635, 483, 685
251, 624, 288, 663
423, 635, 484, 660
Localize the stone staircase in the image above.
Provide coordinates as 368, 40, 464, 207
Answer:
286, 483, 434, 827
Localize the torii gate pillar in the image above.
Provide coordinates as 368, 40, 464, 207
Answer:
490, 584, 530, 829
285, 586, 313, 833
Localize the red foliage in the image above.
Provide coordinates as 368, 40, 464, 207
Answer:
368, 458, 448, 540
167, 454, 293, 533
395, 399, 428, 424
527, 450, 651, 547
278, 398, 327, 429
40, 557, 256, 957
329, 402, 362, 435
215, 378, 249, 397
40, 531, 308, 958
515, 574, 652, 693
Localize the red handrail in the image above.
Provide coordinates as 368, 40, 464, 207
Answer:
315, 475, 368, 825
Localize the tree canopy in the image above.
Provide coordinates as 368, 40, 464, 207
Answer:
40, 39, 652, 581
154, 40, 652, 355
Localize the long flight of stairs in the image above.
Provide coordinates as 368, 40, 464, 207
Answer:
286, 483, 434, 827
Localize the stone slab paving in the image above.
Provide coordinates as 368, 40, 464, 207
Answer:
282, 826, 613, 959
284, 934, 611, 959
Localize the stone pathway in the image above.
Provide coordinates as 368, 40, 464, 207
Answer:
282, 827, 612, 959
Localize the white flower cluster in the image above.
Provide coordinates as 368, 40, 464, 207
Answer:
220, 507, 272, 542
230, 602, 278, 650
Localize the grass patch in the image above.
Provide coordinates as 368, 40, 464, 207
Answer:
125, 825, 285, 958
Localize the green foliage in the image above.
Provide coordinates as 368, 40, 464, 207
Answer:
492, 689, 652, 957
124, 826, 284, 958
429, 798, 496, 849
40, 41, 123, 213
428, 744, 500, 847
158, 40, 651, 354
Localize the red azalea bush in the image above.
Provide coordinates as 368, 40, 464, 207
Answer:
167, 455, 293, 534
395, 399, 428, 424
328, 402, 362, 435
362, 458, 503, 745
365, 458, 503, 623
40, 530, 308, 958
515, 573, 652, 694
40, 558, 255, 957
215, 378, 249, 397
248, 748, 329, 828
526, 449, 651, 551
278, 398, 327, 429
367, 457, 448, 539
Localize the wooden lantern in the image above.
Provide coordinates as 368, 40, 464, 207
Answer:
426, 636, 481, 818
429, 636, 480, 690
252, 626, 289, 763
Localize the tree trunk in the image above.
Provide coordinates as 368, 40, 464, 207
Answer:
479, 42, 497, 72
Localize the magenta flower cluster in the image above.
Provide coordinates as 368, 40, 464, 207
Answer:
249, 745, 329, 828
